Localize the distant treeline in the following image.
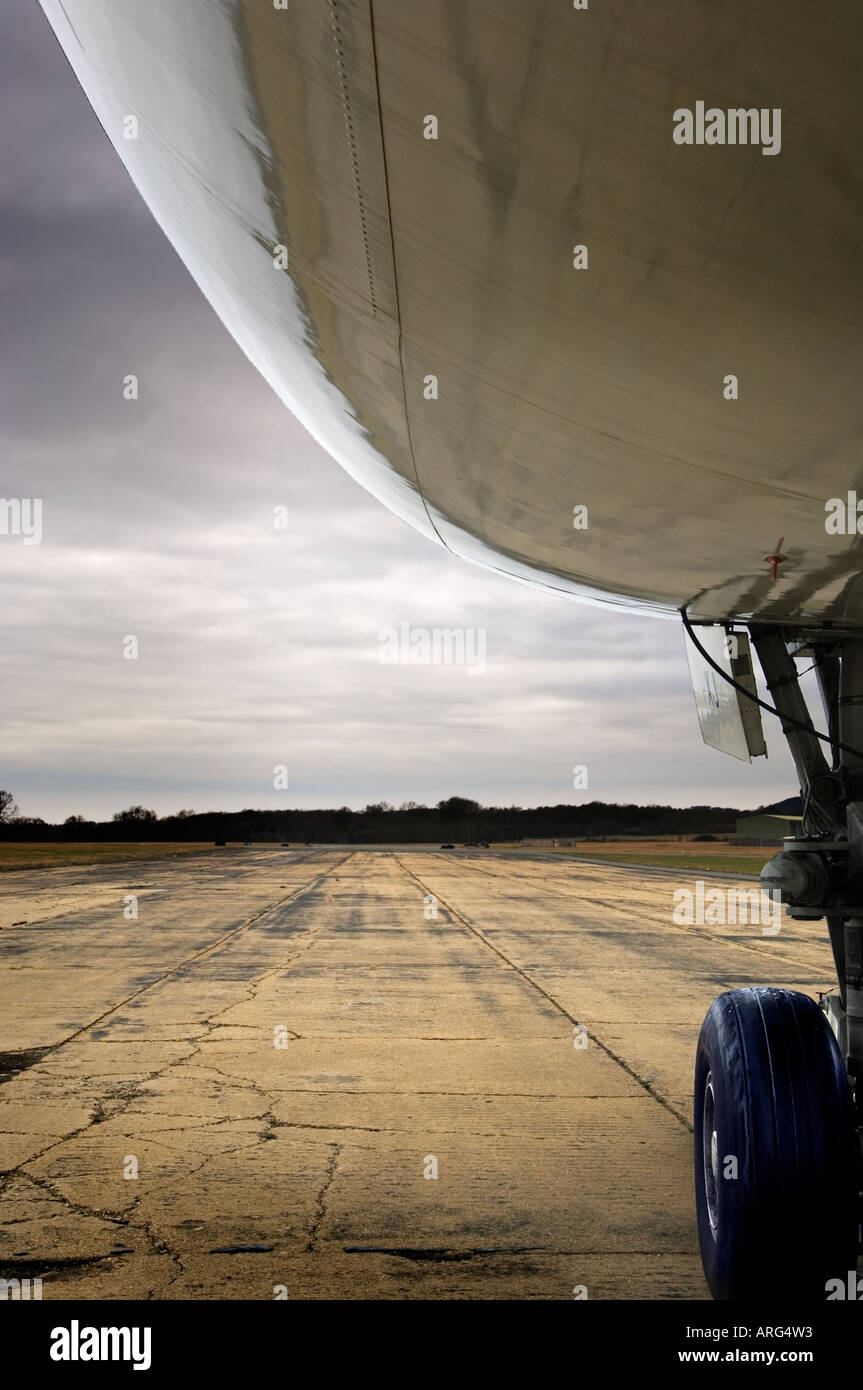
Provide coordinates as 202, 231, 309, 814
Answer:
0, 796, 748, 844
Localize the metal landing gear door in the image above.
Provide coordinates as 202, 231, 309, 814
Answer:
683, 625, 767, 762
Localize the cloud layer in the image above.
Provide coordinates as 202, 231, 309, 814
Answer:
0, 7, 802, 822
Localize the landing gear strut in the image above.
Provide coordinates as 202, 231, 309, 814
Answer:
693, 625, 863, 1300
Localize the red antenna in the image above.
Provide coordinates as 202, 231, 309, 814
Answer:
763, 537, 787, 583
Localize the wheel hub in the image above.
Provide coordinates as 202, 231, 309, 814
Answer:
703, 1072, 719, 1238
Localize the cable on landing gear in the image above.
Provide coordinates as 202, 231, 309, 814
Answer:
680, 606, 863, 763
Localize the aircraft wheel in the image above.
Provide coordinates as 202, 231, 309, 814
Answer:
694, 986, 859, 1300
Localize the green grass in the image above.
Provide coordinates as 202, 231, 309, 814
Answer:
557, 849, 767, 876
0, 842, 218, 873
0, 841, 770, 878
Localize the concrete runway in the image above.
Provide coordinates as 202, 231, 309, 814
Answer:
0, 847, 836, 1300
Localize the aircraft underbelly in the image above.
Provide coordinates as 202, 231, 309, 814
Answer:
40, 0, 863, 624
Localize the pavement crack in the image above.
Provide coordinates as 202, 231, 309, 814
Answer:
394, 855, 691, 1132
305, 1143, 340, 1253
20, 855, 354, 1066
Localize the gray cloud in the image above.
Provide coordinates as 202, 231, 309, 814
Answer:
0, 5, 802, 822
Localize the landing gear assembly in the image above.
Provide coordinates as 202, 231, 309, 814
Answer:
684, 620, 863, 1300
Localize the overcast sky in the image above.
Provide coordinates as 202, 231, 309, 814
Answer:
0, 5, 805, 823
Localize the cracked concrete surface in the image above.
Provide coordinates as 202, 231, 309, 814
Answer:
0, 846, 839, 1299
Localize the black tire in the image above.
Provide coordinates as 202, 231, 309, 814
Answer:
694, 986, 859, 1300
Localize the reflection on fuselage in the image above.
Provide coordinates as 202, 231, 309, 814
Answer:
39, 0, 863, 627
